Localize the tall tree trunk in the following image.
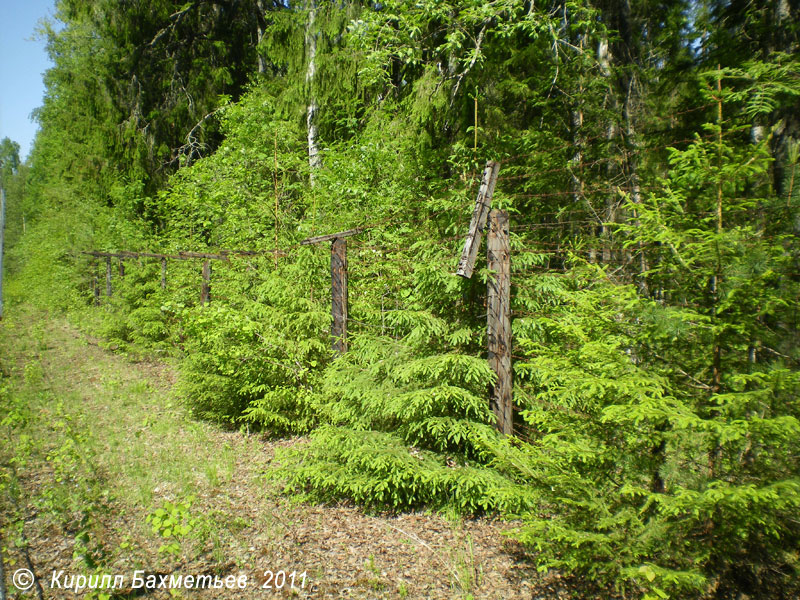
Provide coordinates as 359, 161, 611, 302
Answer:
305, 1, 321, 185
562, 0, 589, 249
612, 0, 649, 294
255, 0, 267, 74
770, 0, 799, 201
622, 75, 648, 295
598, 34, 616, 263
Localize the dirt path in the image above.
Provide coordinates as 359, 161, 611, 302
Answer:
0, 310, 559, 600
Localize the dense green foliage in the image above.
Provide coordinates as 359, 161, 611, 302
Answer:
3, 0, 799, 598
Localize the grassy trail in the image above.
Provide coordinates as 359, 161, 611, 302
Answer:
0, 308, 542, 599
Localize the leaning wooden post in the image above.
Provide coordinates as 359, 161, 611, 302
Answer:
201, 260, 211, 305
487, 209, 512, 435
160, 257, 167, 290
330, 237, 348, 355
105, 257, 112, 297
456, 160, 500, 278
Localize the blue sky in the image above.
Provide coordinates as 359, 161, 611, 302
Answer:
0, 0, 58, 161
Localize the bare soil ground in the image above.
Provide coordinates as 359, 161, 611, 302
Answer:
0, 311, 576, 600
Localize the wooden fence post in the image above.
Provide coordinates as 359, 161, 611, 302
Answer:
331, 237, 348, 355
456, 160, 500, 278
201, 260, 211, 305
92, 260, 100, 306
161, 257, 167, 290
487, 209, 512, 435
300, 227, 361, 356
118, 258, 125, 278
105, 257, 112, 297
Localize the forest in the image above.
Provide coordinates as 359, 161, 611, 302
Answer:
1, 0, 799, 599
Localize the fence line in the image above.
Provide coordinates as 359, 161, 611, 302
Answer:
81, 157, 688, 436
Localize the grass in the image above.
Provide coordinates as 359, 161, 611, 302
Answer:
0, 306, 278, 586
21, 320, 239, 506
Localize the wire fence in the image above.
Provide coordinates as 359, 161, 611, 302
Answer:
79, 107, 797, 435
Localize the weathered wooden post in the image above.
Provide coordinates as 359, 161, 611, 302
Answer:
487, 209, 512, 435
160, 257, 167, 290
201, 260, 211, 305
92, 259, 100, 306
300, 227, 363, 356
105, 256, 112, 297
330, 237, 348, 355
118, 258, 125, 278
456, 160, 500, 278
454, 161, 512, 435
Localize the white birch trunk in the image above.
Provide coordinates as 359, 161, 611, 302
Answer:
598, 35, 615, 263
305, 1, 321, 184
256, 0, 266, 74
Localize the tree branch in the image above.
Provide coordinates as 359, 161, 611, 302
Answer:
449, 22, 488, 107
169, 106, 225, 167
148, 3, 197, 48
